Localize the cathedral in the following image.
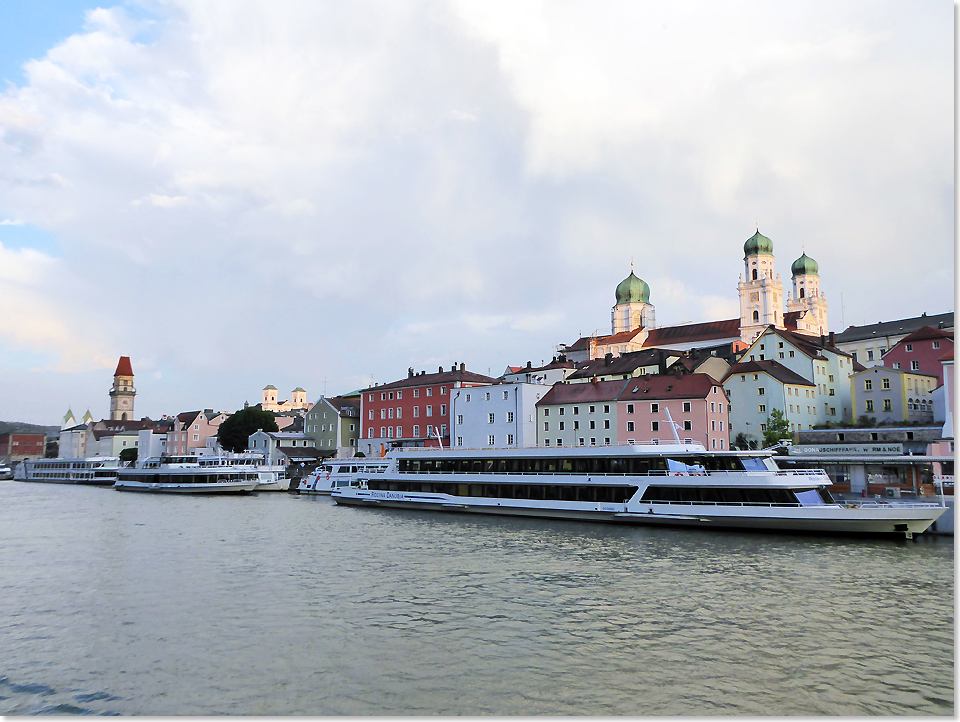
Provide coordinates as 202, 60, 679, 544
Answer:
561, 229, 828, 361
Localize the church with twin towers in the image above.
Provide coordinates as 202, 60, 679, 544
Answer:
561, 229, 829, 361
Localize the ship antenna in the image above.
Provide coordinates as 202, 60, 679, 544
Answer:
664, 407, 683, 444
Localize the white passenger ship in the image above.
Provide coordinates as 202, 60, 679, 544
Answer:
331, 443, 947, 538
298, 457, 389, 495
115, 455, 263, 494
14, 457, 121, 486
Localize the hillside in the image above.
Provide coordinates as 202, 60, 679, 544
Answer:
0, 421, 60, 437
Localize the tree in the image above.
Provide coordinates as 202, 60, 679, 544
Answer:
218, 407, 279, 452
762, 408, 791, 448
119, 447, 138, 464
734, 432, 758, 450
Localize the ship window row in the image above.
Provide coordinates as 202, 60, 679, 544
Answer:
398, 456, 746, 475
367, 479, 638, 503
640, 485, 833, 506
118, 473, 260, 484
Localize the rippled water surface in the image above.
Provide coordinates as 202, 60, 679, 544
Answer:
0, 482, 953, 715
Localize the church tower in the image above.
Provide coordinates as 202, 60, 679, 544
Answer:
611, 268, 656, 334
786, 251, 828, 336
109, 356, 136, 421
738, 230, 784, 344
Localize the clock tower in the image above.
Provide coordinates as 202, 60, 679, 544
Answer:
738, 230, 785, 344
109, 356, 136, 421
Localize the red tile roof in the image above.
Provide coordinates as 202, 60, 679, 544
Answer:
362, 368, 498, 393
897, 325, 954, 343
724, 359, 815, 386
643, 318, 741, 346
615, 372, 723, 401
114, 356, 133, 376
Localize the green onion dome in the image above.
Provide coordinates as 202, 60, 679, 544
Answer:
743, 230, 774, 256
615, 271, 650, 304
791, 253, 819, 276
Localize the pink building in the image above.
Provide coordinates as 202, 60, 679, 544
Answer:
167, 410, 229, 455
883, 326, 953, 385
617, 373, 729, 451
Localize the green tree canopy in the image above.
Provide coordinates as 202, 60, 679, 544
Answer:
119, 447, 138, 464
762, 408, 791, 448
218, 407, 279, 453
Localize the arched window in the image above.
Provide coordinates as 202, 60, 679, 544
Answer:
752, 310, 759, 322
799, 287, 805, 298
752, 269, 758, 280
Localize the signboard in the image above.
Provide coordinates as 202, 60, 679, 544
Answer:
788, 443, 903, 456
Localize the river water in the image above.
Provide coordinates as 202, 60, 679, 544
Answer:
0, 481, 953, 716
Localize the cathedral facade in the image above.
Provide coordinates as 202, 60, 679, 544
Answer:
561, 229, 828, 361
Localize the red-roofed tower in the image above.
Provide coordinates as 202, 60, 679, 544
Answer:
110, 356, 136, 421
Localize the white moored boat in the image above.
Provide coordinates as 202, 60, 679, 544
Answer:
114, 455, 261, 494
332, 443, 947, 538
14, 457, 121, 486
298, 457, 389, 495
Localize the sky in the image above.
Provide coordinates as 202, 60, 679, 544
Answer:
0, 0, 954, 426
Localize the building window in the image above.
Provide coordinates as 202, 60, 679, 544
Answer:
906, 344, 913, 352
488, 413, 495, 424
683, 420, 692, 431
413, 406, 420, 417
882, 378, 890, 390
683, 402, 691, 412
604, 405, 610, 413
507, 434, 514, 445
440, 387, 446, 395
488, 435, 495, 446
426, 388, 433, 396
457, 415, 463, 425
441, 404, 446, 415
544, 422, 549, 431
397, 391, 402, 399
651, 421, 659, 431
933, 341, 941, 349
650, 403, 658, 413
758, 388, 765, 395
864, 380, 873, 390
414, 389, 419, 397
893, 363, 901, 369
759, 405, 766, 413
589, 405, 596, 413
485, 392, 491, 401
883, 399, 892, 411
867, 350, 874, 361
604, 420, 610, 429
507, 412, 514, 423
911, 361, 920, 371
503, 391, 509, 400
426, 406, 433, 417
368, 410, 374, 420
559, 422, 565, 430
457, 437, 463, 446
789, 351, 795, 358
627, 421, 635, 432
414, 425, 420, 437
865, 400, 874, 412
559, 407, 565, 416
589, 420, 595, 429
543, 408, 549, 416
573, 406, 579, 415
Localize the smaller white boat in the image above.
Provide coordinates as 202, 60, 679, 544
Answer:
15, 457, 120, 485
115, 455, 260, 494
196, 453, 289, 492
297, 457, 389, 495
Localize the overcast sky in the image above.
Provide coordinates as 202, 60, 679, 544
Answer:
0, 0, 953, 426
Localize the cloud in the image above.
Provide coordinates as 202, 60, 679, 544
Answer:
0, 0, 951, 424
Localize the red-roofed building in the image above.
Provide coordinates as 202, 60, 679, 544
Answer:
0, 432, 47, 463
535, 373, 729, 449
359, 364, 498, 456
882, 326, 954, 386
109, 356, 136, 421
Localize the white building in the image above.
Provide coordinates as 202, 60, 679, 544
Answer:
724, 360, 817, 447
451, 383, 548, 448
248, 430, 320, 467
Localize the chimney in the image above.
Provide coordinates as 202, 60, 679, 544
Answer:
460, 363, 465, 372
408, 367, 414, 378
526, 361, 533, 369
451, 364, 456, 372
828, 331, 835, 346
604, 352, 613, 366
439, 366, 444, 373
591, 376, 599, 384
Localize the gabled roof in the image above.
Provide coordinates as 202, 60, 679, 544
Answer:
833, 312, 954, 344
563, 328, 645, 351
114, 356, 133, 376
850, 366, 939, 379
177, 411, 202, 424
615, 372, 722, 401
537, 379, 630, 405
644, 318, 741, 346
724, 359, 815, 387
363, 368, 499, 393
567, 348, 684, 380
895, 325, 954, 344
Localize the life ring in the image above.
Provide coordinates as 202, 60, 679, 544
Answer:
326, 473, 331, 481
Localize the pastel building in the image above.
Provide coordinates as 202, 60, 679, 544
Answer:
724, 359, 817, 446
452, 383, 549, 449
536, 380, 625, 447
166, 410, 229, 456
359, 364, 498, 456
304, 395, 361, 457
260, 386, 311, 413
882, 326, 954, 386
832, 312, 953, 368
850, 367, 938, 425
